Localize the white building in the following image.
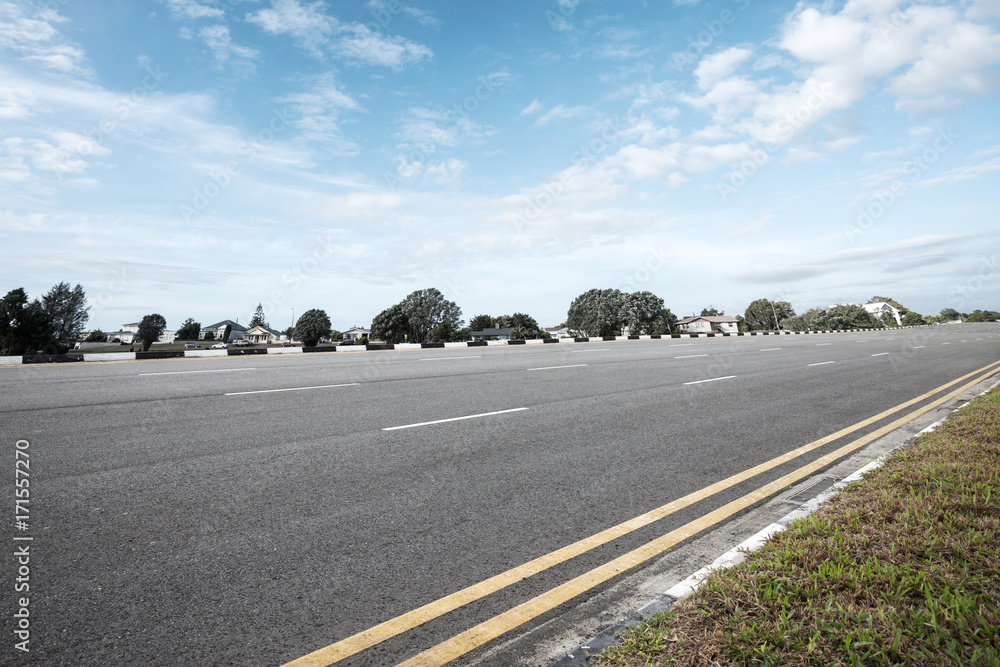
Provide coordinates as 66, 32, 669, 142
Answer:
863, 302, 902, 326
676, 315, 739, 334
342, 327, 371, 341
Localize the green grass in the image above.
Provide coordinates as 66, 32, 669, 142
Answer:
598, 387, 1000, 666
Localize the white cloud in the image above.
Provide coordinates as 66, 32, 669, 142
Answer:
199, 25, 260, 76
674, 0, 1000, 159
247, 0, 335, 57
0, 85, 36, 118
397, 106, 489, 149
422, 158, 466, 186
335, 23, 432, 69
276, 73, 362, 150
693, 46, 753, 89
247, 0, 432, 68
519, 99, 543, 116
609, 143, 681, 180
160, 0, 224, 20
535, 104, 588, 127
367, 0, 441, 29
0, 2, 88, 75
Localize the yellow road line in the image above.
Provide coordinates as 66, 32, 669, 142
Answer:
282, 360, 1000, 667
398, 362, 1000, 667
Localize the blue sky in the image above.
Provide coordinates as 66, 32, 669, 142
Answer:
2, 0, 999, 332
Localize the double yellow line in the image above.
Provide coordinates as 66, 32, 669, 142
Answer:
284, 360, 1000, 667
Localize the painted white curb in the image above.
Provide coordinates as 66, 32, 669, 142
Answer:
267, 347, 302, 354
0, 355, 23, 365
184, 350, 228, 358
84, 353, 136, 362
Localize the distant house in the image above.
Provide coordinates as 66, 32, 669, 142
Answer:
244, 325, 282, 344
470, 326, 514, 342
106, 322, 140, 344
342, 327, 370, 341
105, 323, 175, 344
545, 326, 571, 339
863, 302, 903, 326
201, 320, 247, 342
676, 315, 739, 334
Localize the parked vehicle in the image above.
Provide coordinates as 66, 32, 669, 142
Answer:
184, 343, 200, 349
211, 342, 228, 349
281, 341, 292, 347
233, 339, 253, 347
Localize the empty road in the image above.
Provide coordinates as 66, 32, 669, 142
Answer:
2, 324, 999, 666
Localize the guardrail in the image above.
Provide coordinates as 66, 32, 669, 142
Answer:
0, 325, 943, 366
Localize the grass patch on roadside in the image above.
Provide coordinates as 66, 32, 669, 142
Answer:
598, 387, 1000, 666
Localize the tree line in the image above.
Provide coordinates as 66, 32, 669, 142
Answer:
2, 282, 995, 356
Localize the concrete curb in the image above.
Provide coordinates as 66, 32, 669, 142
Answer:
0, 325, 940, 366
548, 377, 1000, 667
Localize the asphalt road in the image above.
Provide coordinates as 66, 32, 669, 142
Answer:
2, 324, 999, 666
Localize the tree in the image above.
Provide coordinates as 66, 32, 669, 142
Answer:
940, 308, 962, 321
566, 288, 628, 337
902, 311, 925, 326
0, 288, 52, 355
249, 303, 268, 328
294, 309, 331, 346
700, 305, 723, 316
469, 314, 495, 331
219, 324, 232, 341
825, 304, 878, 329
175, 318, 201, 340
744, 299, 795, 330
370, 303, 410, 344
41, 282, 89, 343
329, 329, 343, 342
494, 312, 541, 337
966, 309, 1000, 322
509, 324, 531, 341
204, 331, 216, 340
429, 320, 464, 342
625, 291, 666, 335
84, 329, 106, 342
136, 314, 167, 351
399, 288, 463, 343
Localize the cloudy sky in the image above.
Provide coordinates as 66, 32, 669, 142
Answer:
2, 0, 999, 332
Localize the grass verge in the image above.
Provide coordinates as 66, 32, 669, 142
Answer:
598, 387, 1000, 666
